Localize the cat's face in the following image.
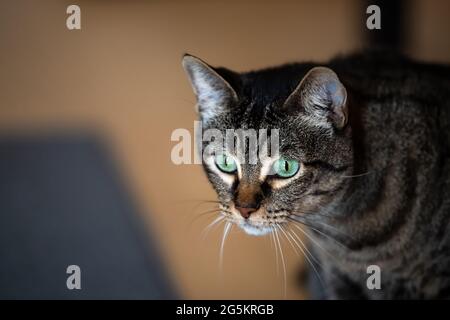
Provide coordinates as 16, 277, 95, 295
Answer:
183, 55, 353, 236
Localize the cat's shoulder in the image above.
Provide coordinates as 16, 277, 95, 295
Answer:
330, 49, 450, 78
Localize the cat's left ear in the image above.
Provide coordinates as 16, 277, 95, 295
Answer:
182, 54, 238, 123
283, 67, 348, 129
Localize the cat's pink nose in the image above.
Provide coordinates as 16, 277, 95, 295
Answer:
236, 206, 258, 219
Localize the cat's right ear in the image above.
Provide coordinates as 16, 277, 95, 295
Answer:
283, 67, 348, 130
182, 54, 238, 123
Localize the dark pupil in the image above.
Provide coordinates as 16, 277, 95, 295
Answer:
224, 156, 228, 166
284, 161, 289, 172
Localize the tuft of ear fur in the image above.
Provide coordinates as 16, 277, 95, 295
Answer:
283, 67, 348, 129
182, 54, 238, 123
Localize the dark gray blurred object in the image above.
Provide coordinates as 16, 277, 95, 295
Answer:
0, 132, 174, 299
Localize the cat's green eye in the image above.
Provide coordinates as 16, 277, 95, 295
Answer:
273, 158, 300, 178
215, 154, 237, 173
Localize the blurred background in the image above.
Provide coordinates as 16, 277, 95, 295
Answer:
0, 0, 449, 299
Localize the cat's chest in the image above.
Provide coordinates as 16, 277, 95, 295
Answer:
321, 240, 450, 299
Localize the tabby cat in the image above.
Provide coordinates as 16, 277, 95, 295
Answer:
182, 51, 450, 299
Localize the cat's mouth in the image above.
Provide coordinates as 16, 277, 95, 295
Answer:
236, 220, 274, 236
223, 205, 289, 236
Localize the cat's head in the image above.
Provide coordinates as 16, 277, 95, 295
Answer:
182, 54, 353, 236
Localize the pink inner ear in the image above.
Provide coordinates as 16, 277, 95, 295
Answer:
293, 67, 348, 128
329, 83, 346, 108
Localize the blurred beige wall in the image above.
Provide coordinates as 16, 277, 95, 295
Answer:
0, 0, 449, 299
407, 0, 450, 62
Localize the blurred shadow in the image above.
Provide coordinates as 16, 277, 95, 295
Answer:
0, 129, 176, 299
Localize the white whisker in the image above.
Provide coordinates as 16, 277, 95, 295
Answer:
283, 225, 326, 288
289, 226, 322, 266
289, 216, 349, 248
270, 227, 280, 276
291, 223, 339, 263
219, 222, 232, 273
341, 171, 372, 178
273, 225, 287, 298
201, 215, 224, 240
